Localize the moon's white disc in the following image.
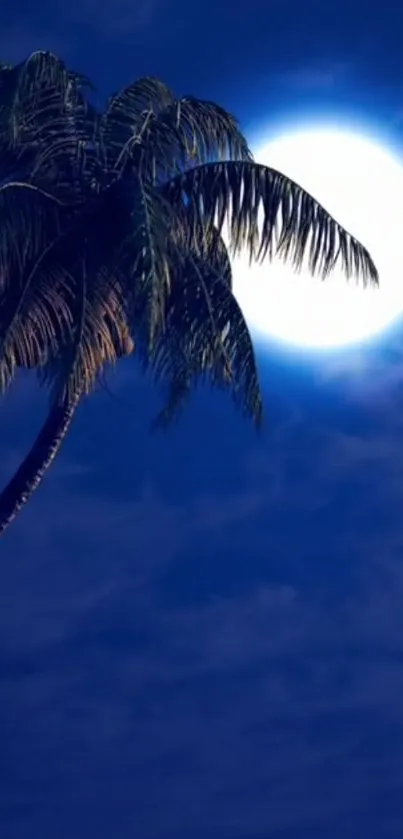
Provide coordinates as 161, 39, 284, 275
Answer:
231, 128, 403, 348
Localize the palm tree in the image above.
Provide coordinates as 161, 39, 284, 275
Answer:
0, 51, 378, 537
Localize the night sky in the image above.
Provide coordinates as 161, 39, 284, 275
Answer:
2, 1, 403, 837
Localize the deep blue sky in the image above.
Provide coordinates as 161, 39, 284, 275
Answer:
2, 2, 403, 837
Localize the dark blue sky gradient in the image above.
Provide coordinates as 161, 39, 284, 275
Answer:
2, 1, 403, 837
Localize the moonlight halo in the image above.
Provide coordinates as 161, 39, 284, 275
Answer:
231, 127, 403, 349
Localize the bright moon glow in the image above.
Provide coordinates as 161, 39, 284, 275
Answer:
231, 127, 403, 348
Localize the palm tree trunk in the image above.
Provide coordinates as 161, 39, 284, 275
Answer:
0, 392, 81, 537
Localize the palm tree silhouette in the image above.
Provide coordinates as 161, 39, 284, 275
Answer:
0, 51, 378, 536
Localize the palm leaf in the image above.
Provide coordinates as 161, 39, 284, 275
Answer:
0, 191, 68, 391
39, 263, 130, 403
0, 176, 128, 396
161, 160, 379, 285
23, 179, 139, 399
0, 51, 99, 203
136, 246, 262, 428
100, 78, 252, 181
156, 97, 252, 165
173, 219, 233, 290
0, 51, 70, 149
115, 173, 178, 349
135, 96, 252, 182
100, 77, 174, 172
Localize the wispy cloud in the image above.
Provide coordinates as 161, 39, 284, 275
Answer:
275, 60, 352, 90
62, 0, 165, 36
0, 0, 168, 64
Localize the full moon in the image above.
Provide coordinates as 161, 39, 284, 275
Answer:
231, 127, 403, 349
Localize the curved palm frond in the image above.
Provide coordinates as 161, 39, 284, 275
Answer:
173, 218, 233, 290
134, 97, 252, 181
0, 175, 128, 397
100, 77, 175, 172
135, 245, 261, 429
0, 51, 99, 203
114, 173, 178, 349
101, 77, 252, 181
38, 263, 131, 403
21, 179, 138, 400
161, 160, 379, 285
0, 51, 69, 149
0, 181, 65, 390
159, 96, 252, 165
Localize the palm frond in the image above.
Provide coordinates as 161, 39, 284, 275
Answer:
0, 180, 63, 287
156, 96, 252, 166
0, 260, 71, 393
134, 96, 252, 182
23, 177, 140, 398
115, 173, 177, 349
39, 264, 131, 403
0, 51, 69, 148
0, 175, 129, 396
100, 77, 175, 171
0, 189, 67, 392
100, 78, 252, 181
136, 247, 262, 428
0, 182, 64, 386
173, 219, 233, 289
161, 160, 379, 285
0, 51, 100, 203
